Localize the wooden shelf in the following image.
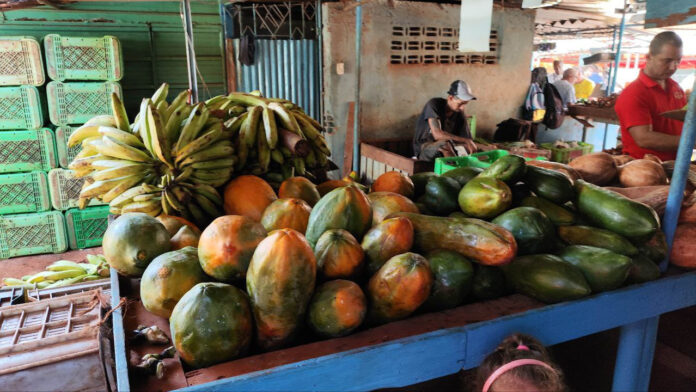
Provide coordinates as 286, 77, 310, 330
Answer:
568, 105, 619, 125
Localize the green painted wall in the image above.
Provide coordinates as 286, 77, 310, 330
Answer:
0, 1, 226, 114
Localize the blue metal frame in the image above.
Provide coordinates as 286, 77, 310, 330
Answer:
352, 0, 362, 173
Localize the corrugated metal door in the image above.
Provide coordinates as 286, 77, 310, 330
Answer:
223, 2, 321, 120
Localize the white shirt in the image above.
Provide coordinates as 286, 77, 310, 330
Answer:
548, 73, 563, 83
552, 79, 577, 109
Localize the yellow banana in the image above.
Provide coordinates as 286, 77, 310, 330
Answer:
175, 123, 223, 163
262, 106, 278, 148
85, 114, 117, 128
228, 105, 246, 117
68, 154, 107, 173
269, 102, 302, 136
111, 93, 130, 132
160, 193, 173, 215
166, 89, 191, 118
101, 173, 148, 203
138, 98, 155, 154
47, 260, 88, 272
73, 147, 99, 161
133, 193, 159, 202
91, 162, 149, 181
163, 188, 185, 212
151, 82, 170, 104
146, 104, 172, 166
80, 177, 124, 199
121, 199, 162, 216
90, 158, 141, 171
98, 135, 153, 162
176, 103, 209, 152
242, 106, 263, 147
227, 92, 268, 107
175, 166, 194, 182
110, 184, 152, 208
68, 125, 102, 148
292, 109, 323, 130
99, 126, 145, 149
178, 142, 234, 167
165, 108, 188, 145
156, 100, 170, 125
223, 112, 247, 137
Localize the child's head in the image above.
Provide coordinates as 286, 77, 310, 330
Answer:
476, 333, 566, 392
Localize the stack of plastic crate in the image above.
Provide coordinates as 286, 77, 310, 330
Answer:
0, 36, 68, 258
44, 34, 124, 252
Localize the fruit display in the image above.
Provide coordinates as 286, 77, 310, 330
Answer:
67, 85, 332, 228
2, 254, 109, 288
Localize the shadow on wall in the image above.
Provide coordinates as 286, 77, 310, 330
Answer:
361, 115, 419, 141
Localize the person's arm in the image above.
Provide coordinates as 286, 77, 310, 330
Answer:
628, 125, 681, 151
428, 118, 476, 151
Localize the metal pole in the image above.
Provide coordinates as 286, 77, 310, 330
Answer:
605, 26, 618, 96
316, 0, 324, 123
661, 81, 696, 271
608, 3, 626, 95
352, 0, 362, 172
182, 0, 199, 103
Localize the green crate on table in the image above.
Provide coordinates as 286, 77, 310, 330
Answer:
48, 168, 104, 211
64, 205, 110, 249
0, 171, 51, 215
0, 36, 45, 86
539, 142, 594, 163
55, 126, 81, 168
0, 210, 68, 258
44, 35, 123, 82
0, 86, 43, 129
0, 129, 57, 173
434, 150, 510, 174
46, 81, 121, 126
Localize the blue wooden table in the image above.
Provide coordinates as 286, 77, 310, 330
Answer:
111, 269, 696, 392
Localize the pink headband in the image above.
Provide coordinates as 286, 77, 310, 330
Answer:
482, 359, 554, 392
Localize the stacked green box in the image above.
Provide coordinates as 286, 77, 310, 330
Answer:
0, 85, 44, 130
0, 37, 45, 86
0, 129, 57, 173
44, 35, 123, 82
0, 171, 51, 215
64, 206, 110, 250
0, 211, 68, 258
55, 126, 80, 168
46, 81, 122, 126
48, 168, 104, 211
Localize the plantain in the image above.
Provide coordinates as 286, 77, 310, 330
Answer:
110, 93, 130, 132
98, 135, 153, 162
262, 107, 278, 148
99, 126, 145, 149
175, 123, 223, 163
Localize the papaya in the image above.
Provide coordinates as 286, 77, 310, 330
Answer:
510, 183, 533, 205
246, 229, 317, 350
424, 176, 461, 216
156, 215, 200, 237
198, 215, 267, 282
458, 177, 512, 219
140, 247, 208, 318
361, 217, 414, 274
410, 171, 438, 198
371, 171, 415, 198
367, 192, 419, 225
502, 254, 591, 303
557, 225, 638, 256
557, 245, 633, 292
103, 213, 171, 277
170, 225, 200, 250
423, 250, 474, 310
278, 177, 321, 206
441, 167, 483, 187
472, 265, 507, 300
523, 165, 575, 204
492, 207, 555, 255
526, 160, 581, 182
307, 280, 367, 338
449, 211, 468, 219
223, 175, 277, 221
305, 186, 372, 248
480, 154, 527, 184
520, 196, 575, 226
170, 282, 253, 368
627, 254, 661, 284
575, 179, 659, 242
638, 230, 668, 263
260, 198, 312, 234
315, 229, 365, 279
317, 180, 351, 196
367, 253, 433, 324
390, 212, 517, 266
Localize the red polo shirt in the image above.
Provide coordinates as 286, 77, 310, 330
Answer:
614, 70, 686, 161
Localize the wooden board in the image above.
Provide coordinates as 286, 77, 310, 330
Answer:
567, 105, 619, 124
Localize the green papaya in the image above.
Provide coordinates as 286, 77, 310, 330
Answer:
638, 231, 668, 263
423, 250, 474, 310
557, 245, 633, 292
627, 254, 661, 284
558, 225, 638, 256
441, 167, 483, 187
502, 254, 591, 303
305, 186, 372, 248
472, 265, 507, 300
520, 196, 575, 226
448, 211, 468, 219
411, 172, 438, 198
424, 176, 461, 216
575, 180, 659, 242
458, 177, 512, 219
524, 165, 575, 204
492, 207, 555, 255
511, 183, 533, 205
480, 155, 527, 184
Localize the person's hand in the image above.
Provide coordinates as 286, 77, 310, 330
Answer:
476, 143, 497, 152
461, 139, 477, 154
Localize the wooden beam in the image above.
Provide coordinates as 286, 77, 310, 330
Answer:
225, 38, 238, 93
343, 101, 356, 177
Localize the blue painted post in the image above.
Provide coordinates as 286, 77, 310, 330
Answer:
603, 6, 626, 151
612, 319, 650, 391
605, 27, 618, 96
353, 0, 362, 172
661, 81, 696, 271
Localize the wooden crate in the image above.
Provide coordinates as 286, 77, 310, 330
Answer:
359, 138, 433, 183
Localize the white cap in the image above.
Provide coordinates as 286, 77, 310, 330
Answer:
448, 80, 477, 101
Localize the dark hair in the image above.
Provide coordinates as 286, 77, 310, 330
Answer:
475, 334, 566, 392
531, 67, 547, 87
649, 31, 683, 56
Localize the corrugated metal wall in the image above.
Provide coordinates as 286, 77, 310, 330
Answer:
0, 1, 225, 114
234, 39, 320, 120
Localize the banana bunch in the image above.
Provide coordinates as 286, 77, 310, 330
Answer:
2, 254, 110, 289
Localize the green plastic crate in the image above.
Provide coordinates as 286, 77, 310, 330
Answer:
44, 35, 123, 82
0, 129, 57, 174
65, 205, 110, 249
0, 211, 68, 259
46, 81, 122, 126
48, 168, 104, 211
0, 36, 45, 86
0, 86, 43, 129
539, 142, 594, 164
55, 126, 81, 168
434, 150, 510, 174
0, 171, 50, 215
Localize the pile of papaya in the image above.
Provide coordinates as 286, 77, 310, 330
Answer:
102, 155, 668, 371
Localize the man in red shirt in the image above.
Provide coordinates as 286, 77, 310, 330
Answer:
614, 31, 687, 161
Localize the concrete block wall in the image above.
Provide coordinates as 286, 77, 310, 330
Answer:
322, 1, 536, 164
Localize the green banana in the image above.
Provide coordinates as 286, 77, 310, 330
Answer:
175, 123, 223, 162
242, 106, 263, 147
151, 83, 170, 105
179, 142, 234, 167
166, 89, 191, 118
294, 113, 322, 141
262, 107, 278, 148
191, 167, 234, 181
192, 191, 222, 218
257, 125, 271, 172
269, 102, 302, 136
191, 158, 235, 170
271, 149, 284, 164
227, 92, 268, 107
176, 103, 209, 152
110, 93, 130, 132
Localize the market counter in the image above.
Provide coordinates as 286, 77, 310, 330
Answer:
111, 268, 696, 392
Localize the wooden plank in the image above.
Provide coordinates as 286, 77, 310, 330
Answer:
360, 143, 416, 174
225, 38, 237, 93
344, 102, 356, 177
177, 271, 696, 391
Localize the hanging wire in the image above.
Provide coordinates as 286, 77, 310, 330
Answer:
179, 0, 211, 99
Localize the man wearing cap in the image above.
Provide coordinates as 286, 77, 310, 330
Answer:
413, 80, 483, 161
